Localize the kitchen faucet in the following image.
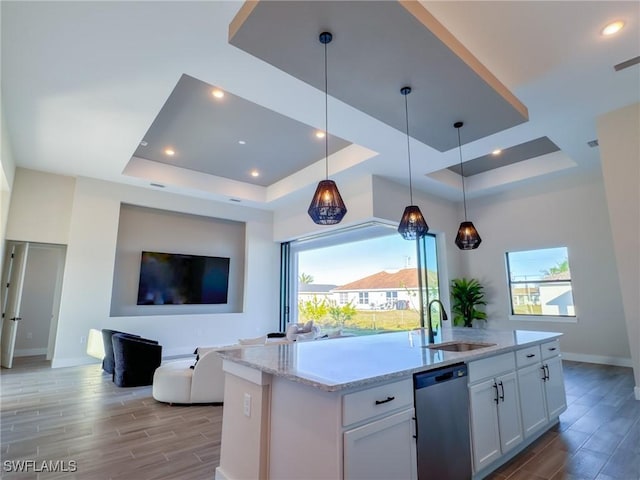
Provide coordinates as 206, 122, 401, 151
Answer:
427, 299, 448, 344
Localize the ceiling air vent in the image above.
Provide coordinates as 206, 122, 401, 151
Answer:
614, 56, 640, 72
587, 140, 599, 148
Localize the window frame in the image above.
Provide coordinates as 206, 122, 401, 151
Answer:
505, 247, 578, 323
281, 222, 443, 333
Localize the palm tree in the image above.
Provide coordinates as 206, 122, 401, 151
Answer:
298, 272, 314, 285
542, 259, 570, 276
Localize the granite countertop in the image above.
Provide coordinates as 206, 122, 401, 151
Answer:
217, 327, 562, 392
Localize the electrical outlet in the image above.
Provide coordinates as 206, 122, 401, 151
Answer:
243, 393, 251, 417
80, 336, 86, 344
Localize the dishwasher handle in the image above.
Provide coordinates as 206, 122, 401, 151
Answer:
435, 371, 454, 382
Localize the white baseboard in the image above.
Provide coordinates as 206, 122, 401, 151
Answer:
14, 348, 48, 357
50, 350, 192, 369
635, 386, 640, 401
562, 352, 633, 368
215, 466, 228, 480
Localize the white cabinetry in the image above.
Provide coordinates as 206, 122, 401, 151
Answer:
468, 353, 523, 473
516, 340, 567, 438
543, 352, 567, 418
344, 408, 416, 480
342, 378, 417, 480
516, 345, 548, 437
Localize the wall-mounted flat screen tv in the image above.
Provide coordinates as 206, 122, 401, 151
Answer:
136, 251, 230, 305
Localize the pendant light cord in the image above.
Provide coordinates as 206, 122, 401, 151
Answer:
457, 126, 468, 221
324, 39, 329, 181
404, 93, 413, 205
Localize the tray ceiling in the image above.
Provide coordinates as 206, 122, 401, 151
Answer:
229, 0, 529, 152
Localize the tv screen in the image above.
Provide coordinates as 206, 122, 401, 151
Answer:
136, 251, 230, 305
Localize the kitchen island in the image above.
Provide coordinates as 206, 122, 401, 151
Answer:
215, 328, 566, 480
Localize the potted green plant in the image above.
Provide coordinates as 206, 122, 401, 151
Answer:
450, 278, 487, 327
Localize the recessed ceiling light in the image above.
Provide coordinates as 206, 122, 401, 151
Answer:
601, 20, 624, 36
164, 148, 175, 156
315, 131, 326, 139
140, 141, 148, 147
238, 140, 246, 145
250, 170, 260, 177
491, 149, 502, 156
212, 89, 225, 98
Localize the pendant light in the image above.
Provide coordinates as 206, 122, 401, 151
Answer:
308, 31, 347, 225
397, 86, 429, 240
454, 121, 482, 250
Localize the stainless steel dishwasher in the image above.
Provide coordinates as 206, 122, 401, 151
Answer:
414, 363, 472, 480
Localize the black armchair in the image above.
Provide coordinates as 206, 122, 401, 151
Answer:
112, 333, 162, 387
101, 329, 140, 374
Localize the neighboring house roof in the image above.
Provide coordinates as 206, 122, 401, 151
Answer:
543, 271, 571, 281
333, 268, 436, 291
298, 283, 337, 293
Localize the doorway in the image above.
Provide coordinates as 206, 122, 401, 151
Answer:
1, 241, 66, 368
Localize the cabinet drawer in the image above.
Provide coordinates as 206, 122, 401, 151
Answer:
468, 352, 515, 383
541, 340, 561, 359
516, 346, 541, 368
343, 378, 412, 427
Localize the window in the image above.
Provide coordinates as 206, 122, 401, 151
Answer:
284, 223, 439, 336
385, 291, 398, 308
358, 292, 369, 304
506, 247, 575, 318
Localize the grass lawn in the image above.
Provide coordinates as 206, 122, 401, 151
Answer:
315, 309, 432, 334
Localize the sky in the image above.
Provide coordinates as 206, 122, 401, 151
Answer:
299, 237, 568, 286
508, 247, 569, 281
298, 234, 437, 286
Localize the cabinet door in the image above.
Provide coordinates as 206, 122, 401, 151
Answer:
469, 379, 501, 472
496, 371, 523, 454
517, 363, 548, 437
544, 356, 567, 419
343, 408, 417, 480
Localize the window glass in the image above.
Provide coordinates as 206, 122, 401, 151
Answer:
506, 247, 575, 317
292, 227, 438, 336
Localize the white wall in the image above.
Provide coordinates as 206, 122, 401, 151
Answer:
462, 171, 630, 365
597, 102, 640, 395
1, 106, 17, 271
6, 171, 279, 367
273, 174, 375, 242
5, 168, 75, 244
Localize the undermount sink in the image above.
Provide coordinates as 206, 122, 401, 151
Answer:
427, 341, 496, 352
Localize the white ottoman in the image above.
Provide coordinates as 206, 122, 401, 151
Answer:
152, 348, 225, 404
152, 359, 194, 404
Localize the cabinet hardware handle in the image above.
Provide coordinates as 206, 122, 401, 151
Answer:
493, 383, 499, 404
375, 396, 395, 405
498, 381, 505, 402
548, 347, 557, 351
10, 317, 21, 321
544, 364, 550, 380
541, 366, 547, 382
526, 354, 535, 358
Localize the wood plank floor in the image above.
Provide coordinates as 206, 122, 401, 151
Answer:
1, 356, 222, 479
487, 361, 640, 480
1, 357, 639, 479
